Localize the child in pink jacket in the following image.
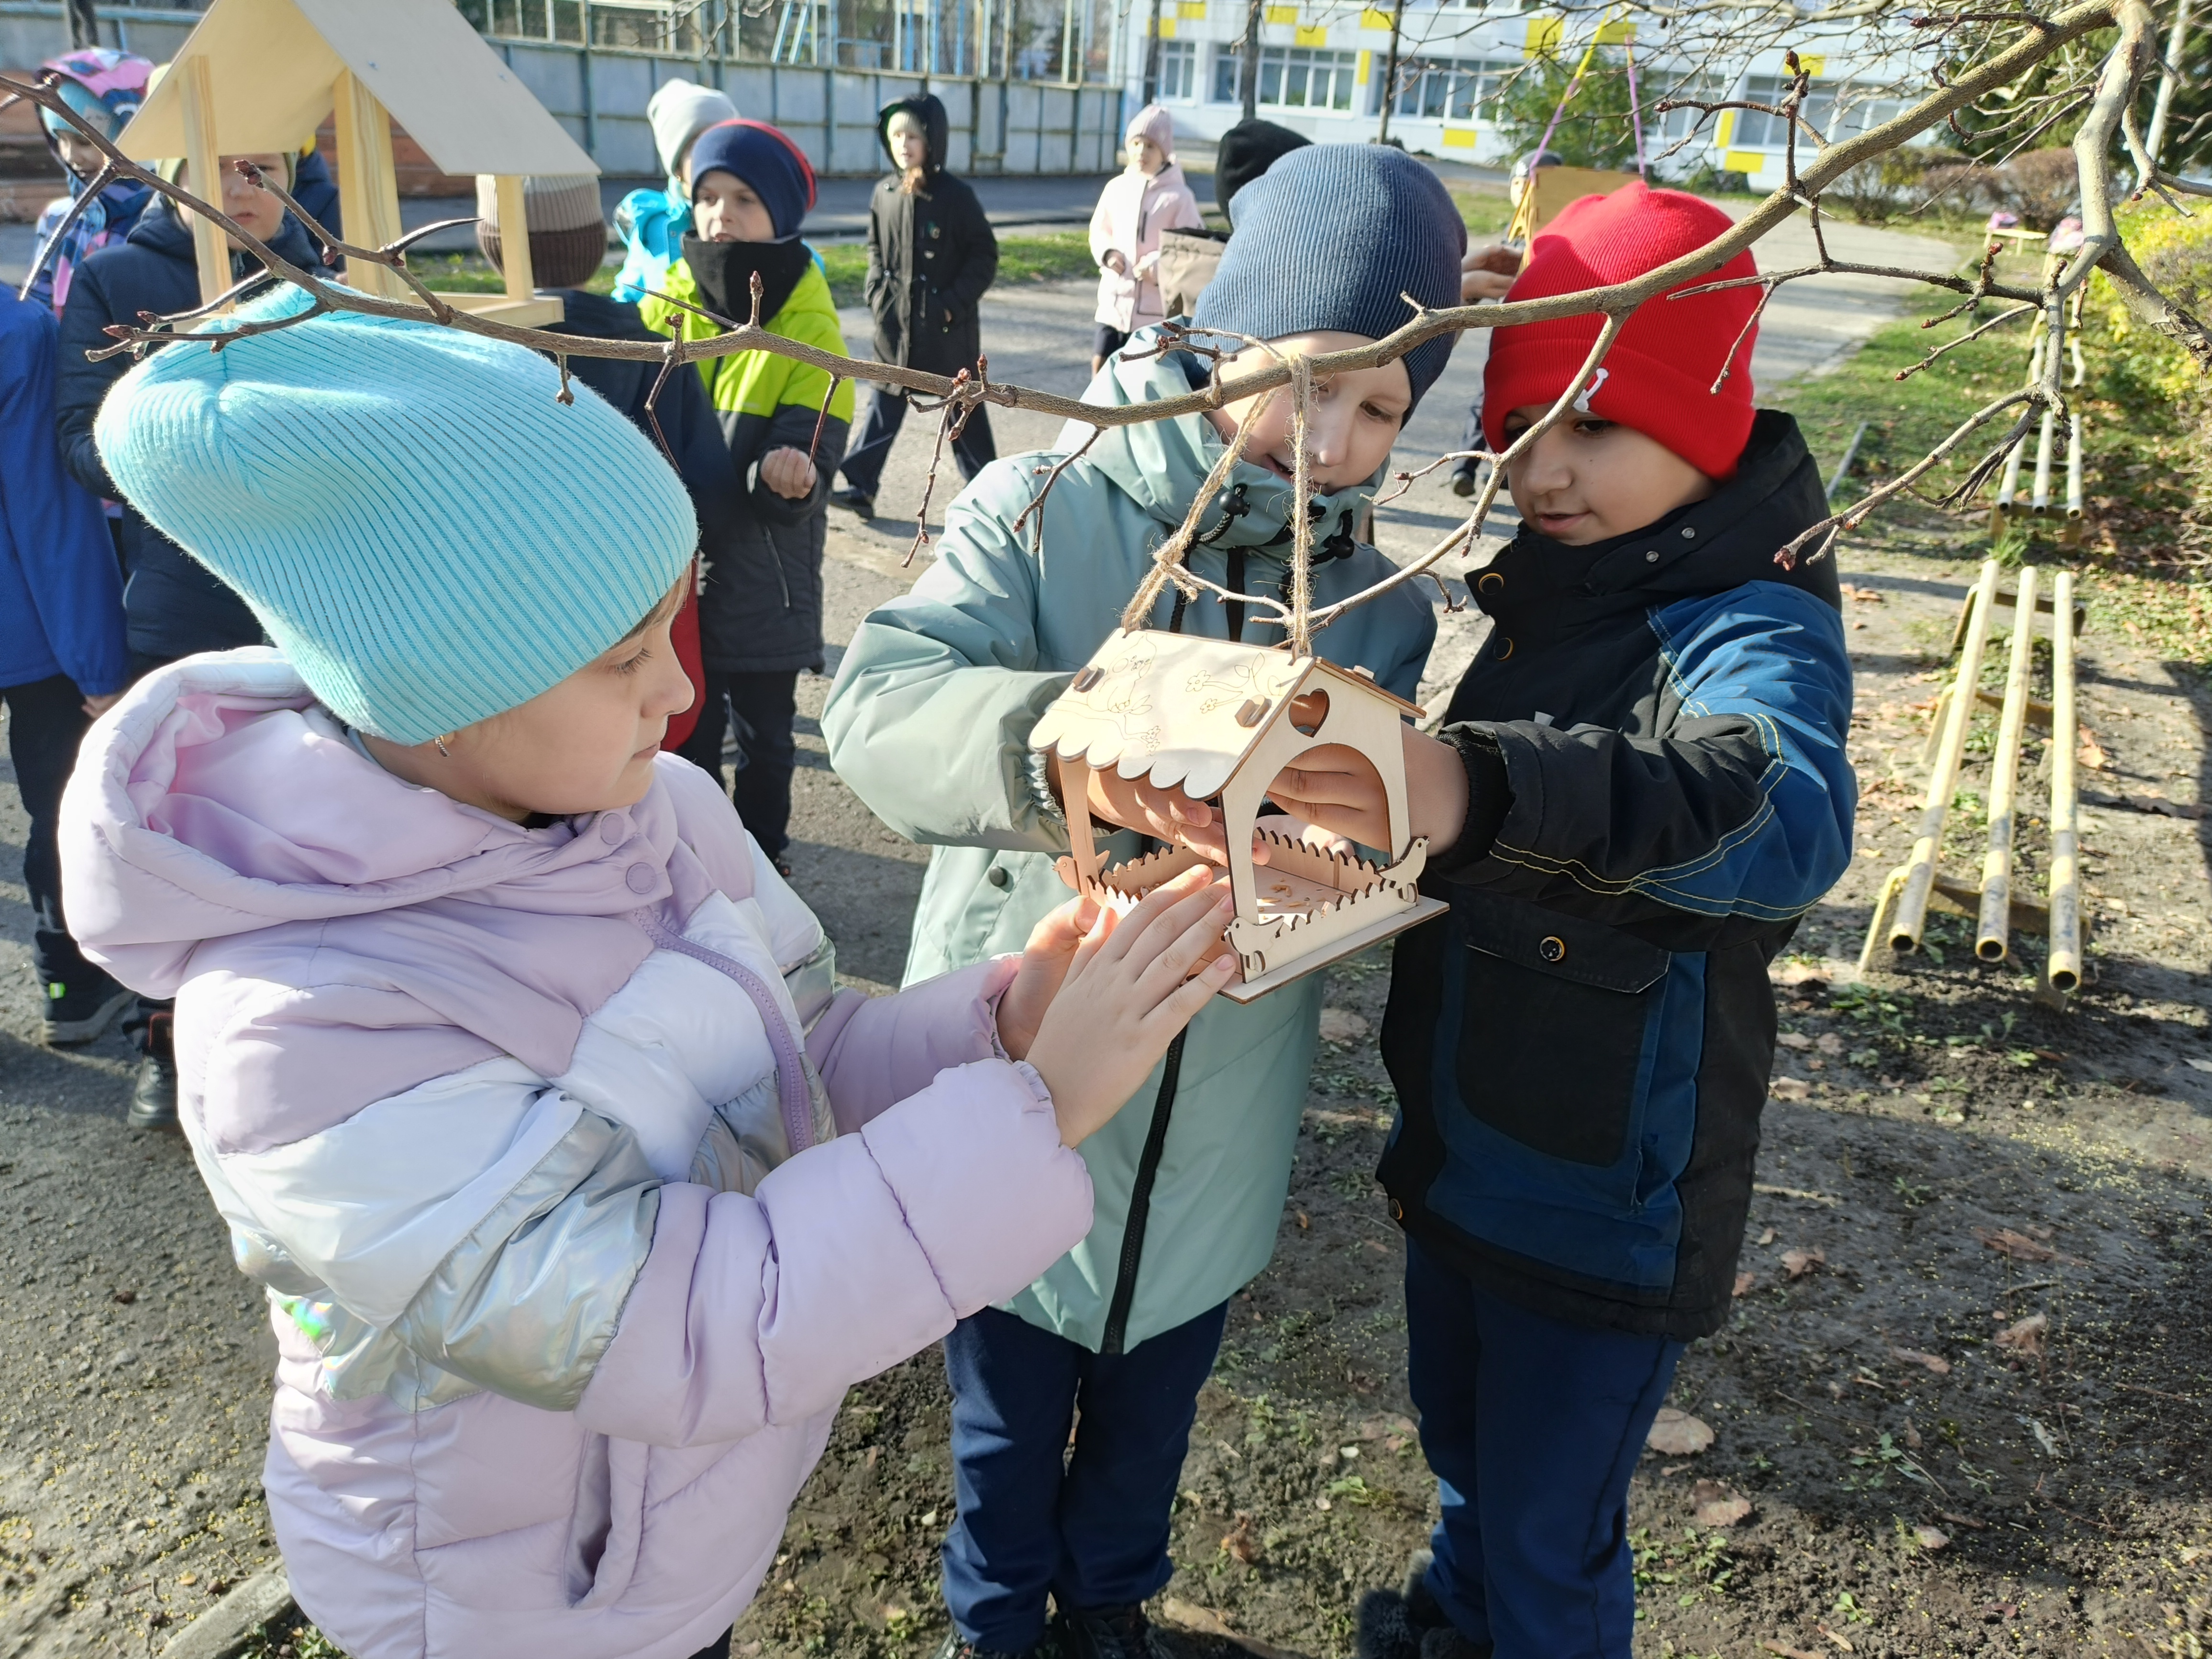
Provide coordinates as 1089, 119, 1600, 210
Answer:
1086, 103, 1201, 373
59, 289, 1237, 1659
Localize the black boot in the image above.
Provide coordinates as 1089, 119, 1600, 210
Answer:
1356, 1555, 1492, 1659
42, 968, 133, 1046
933, 1631, 1059, 1659
128, 1008, 179, 1131
1056, 1605, 1180, 1659
829, 486, 876, 520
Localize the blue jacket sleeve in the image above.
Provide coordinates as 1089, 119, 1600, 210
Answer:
0, 298, 128, 697
1441, 583, 1856, 951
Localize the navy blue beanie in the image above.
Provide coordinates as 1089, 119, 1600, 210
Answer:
1194, 144, 1466, 413
687, 119, 817, 241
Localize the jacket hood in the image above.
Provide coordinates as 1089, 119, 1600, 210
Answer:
59, 653, 719, 1029
1078, 324, 1384, 564
127, 196, 322, 276
1472, 409, 1840, 643
878, 93, 950, 175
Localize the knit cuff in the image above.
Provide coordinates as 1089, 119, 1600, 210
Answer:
1426, 726, 1512, 877
1023, 747, 1068, 836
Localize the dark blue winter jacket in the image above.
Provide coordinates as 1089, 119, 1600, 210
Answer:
1379, 410, 1856, 1340
54, 200, 326, 662
0, 291, 127, 696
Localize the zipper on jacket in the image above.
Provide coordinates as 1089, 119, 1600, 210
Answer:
1099, 1029, 1187, 1355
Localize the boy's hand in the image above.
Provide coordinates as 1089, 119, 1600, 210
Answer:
1460, 243, 1520, 303
759, 447, 818, 500
1264, 726, 1470, 856
1049, 754, 1232, 863
1022, 866, 1239, 1146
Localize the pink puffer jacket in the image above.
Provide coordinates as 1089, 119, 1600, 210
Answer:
1089, 163, 1204, 333
59, 651, 1095, 1659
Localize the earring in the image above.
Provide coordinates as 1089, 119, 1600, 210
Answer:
433, 734, 453, 757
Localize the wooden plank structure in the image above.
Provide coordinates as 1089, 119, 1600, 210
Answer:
1031, 630, 1445, 1004
113, 0, 597, 325
1862, 562, 2088, 1001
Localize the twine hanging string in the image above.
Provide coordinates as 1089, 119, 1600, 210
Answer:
1286, 355, 1317, 660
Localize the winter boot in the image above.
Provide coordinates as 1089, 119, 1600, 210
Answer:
42, 969, 133, 1046
932, 1631, 1060, 1659
128, 1008, 179, 1131
829, 486, 876, 520
1055, 1605, 1183, 1659
1355, 1554, 1492, 1659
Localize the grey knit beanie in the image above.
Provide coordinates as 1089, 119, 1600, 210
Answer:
1193, 144, 1466, 413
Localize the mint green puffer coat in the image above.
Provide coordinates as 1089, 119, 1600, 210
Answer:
823, 334, 1436, 1352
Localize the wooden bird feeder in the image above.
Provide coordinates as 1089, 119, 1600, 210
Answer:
1031, 629, 1446, 1003
113, 0, 597, 324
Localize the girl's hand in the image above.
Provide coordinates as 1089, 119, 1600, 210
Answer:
996, 891, 1103, 1062
1102, 249, 1130, 276
1265, 725, 1470, 855
1024, 865, 1239, 1146
759, 447, 818, 500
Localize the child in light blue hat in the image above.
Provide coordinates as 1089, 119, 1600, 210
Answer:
70, 286, 1237, 1659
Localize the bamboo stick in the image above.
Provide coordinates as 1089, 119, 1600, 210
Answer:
1891, 559, 2004, 954
1976, 565, 2038, 962
1994, 333, 2044, 519
2046, 569, 2082, 993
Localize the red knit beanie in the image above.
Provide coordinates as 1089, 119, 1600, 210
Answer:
1482, 183, 1759, 479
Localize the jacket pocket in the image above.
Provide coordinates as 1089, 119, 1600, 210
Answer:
1449, 889, 1670, 1169
563, 1433, 649, 1609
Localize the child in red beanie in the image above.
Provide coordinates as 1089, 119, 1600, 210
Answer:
1269, 183, 1857, 1659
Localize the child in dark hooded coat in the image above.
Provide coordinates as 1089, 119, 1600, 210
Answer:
828, 93, 998, 520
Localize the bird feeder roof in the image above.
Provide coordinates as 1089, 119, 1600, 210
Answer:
116, 0, 597, 177
1029, 629, 1417, 802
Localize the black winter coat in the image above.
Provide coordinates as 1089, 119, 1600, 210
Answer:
865, 94, 997, 375
56, 203, 327, 662
1378, 413, 1858, 1341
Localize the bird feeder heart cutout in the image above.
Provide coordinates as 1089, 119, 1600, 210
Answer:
114, 0, 597, 321
1030, 628, 1447, 1004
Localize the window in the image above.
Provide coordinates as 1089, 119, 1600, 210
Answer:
1647, 70, 1728, 149
1387, 56, 1507, 122
1732, 74, 1911, 149
1157, 38, 1199, 100
1258, 45, 1358, 111
1212, 43, 1245, 102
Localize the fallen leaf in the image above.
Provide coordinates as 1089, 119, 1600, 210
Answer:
1220, 1511, 1263, 1565
1977, 1226, 2057, 1262
1760, 1646, 1823, 1659
1783, 1246, 1827, 1280
1902, 1424, 1923, 1449
1817, 1625, 1858, 1653
1815, 1032, 1845, 1056
1758, 1227, 1776, 1245
2187, 1058, 2212, 1075
1691, 1479, 1753, 1526
1937, 1510, 1988, 1530
1317, 1006, 1371, 1044
1296, 1211, 1310, 1229
1646, 1408, 1715, 1456
111, 1289, 136, 1305
1890, 1345, 1953, 1376
1771, 1077, 1814, 1102
1915, 1525, 1951, 1551
1995, 1312, 2048, 1358
2033, 1049, 2067, 1063
1734, 1271, 1759, 1297
1778, 1031, 1814, 1050
2078, 727, 2108, 770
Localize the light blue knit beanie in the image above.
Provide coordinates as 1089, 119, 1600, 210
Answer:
96, 286, 697, 744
